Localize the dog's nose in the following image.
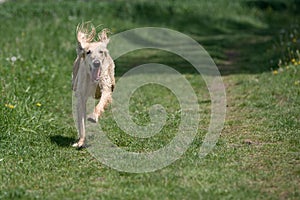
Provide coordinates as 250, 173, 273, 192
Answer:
93, 60, 101, 68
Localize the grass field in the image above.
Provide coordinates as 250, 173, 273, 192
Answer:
0, 0, 300, 199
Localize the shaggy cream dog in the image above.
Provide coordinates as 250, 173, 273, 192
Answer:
72, 23, 115, 148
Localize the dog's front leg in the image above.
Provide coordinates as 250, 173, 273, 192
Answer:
87, 87, 112, 123
73, 94, 87, 148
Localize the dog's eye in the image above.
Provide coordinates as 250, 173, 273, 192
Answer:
86, 50, 91, 55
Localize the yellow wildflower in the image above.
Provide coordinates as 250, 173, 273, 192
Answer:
36, 103, 42, 107
286, 66, 290, 70
292, 38, 297, 43
291, 58, 296, 64
295, 80, 300, 85
5, 103, 15, 109
272, 70, 278, 75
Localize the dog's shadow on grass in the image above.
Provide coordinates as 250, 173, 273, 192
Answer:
50, 135, 75, 147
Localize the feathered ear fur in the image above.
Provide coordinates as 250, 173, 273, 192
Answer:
76, 22, 96, 52
98, 29, 110, 46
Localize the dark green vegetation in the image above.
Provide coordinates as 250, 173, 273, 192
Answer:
0, 0, 299, 199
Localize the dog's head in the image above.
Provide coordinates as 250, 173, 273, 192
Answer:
76, 23, 110, 83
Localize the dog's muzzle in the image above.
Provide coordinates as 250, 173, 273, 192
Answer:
91, 60, 101, 82
93, 60, 100, 68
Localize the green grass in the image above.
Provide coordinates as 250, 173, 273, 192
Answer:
1, 0, 300, 199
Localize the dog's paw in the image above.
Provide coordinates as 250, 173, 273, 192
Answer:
72, 141, 85, 149
72, 142, 80, 148
87, 113, 98, 123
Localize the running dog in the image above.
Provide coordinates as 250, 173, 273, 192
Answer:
72, 23, 115, 148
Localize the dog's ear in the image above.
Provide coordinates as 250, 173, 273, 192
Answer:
98, 29, 110, 46
77, 26, 86, 47
76, 23, 96, 52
